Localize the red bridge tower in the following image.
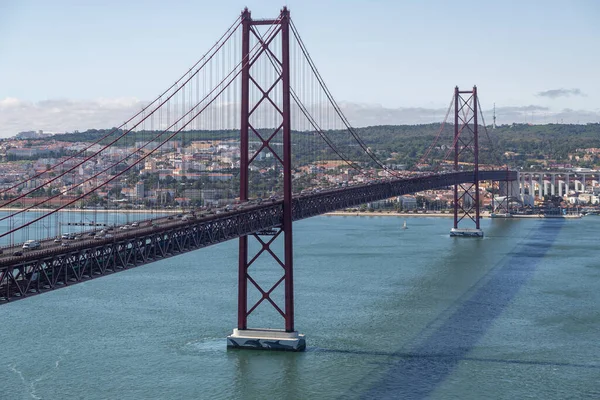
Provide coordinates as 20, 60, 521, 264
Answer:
226, 7, 305, 351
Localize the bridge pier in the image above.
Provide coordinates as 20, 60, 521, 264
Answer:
227, 328, 306, 352
493, 171, 515, 216
227, 7, 305, 352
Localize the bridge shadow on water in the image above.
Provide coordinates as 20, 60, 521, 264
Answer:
315, 219, 580, 399
309, 348, 600, 370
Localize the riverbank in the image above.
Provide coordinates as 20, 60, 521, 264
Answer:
324, 211, 584, 219
325, 211, 461, 218
0, 208, 180, 214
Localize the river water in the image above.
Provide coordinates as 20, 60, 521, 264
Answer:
1, 215, 599, 399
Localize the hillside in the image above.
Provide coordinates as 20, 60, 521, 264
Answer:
50, 123, 600, 169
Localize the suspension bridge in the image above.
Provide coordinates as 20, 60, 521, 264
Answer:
0, 7, 516, 351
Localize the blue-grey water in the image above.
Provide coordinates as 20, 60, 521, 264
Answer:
1, 215, 599, 399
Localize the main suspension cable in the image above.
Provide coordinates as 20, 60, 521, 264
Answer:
0, 15, 242, 198
0, 18, 284, 236
290, 19, 400, 177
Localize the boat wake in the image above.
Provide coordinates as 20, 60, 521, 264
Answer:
8, 349, 68, 400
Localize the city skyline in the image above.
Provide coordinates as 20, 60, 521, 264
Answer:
1, 0, 599, 137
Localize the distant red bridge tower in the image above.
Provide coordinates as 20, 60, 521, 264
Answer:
450, 86, 483, 237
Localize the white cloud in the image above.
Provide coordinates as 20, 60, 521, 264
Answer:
0, 97, 23, 108
338, 103, 600, 127
537, 88, 586, 99
0, 97, 146, 137
0, 97, 598, 138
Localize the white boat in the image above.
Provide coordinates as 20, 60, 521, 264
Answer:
402, 220, 407, 230
490, 213, 512, 218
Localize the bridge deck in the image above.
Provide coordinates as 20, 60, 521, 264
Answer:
0, 170, 516, 304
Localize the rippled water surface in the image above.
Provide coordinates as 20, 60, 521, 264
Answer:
1, 215, 599, 399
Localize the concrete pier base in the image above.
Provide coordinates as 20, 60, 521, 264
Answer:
226, 328, 306, 352
450, 228, 484, 238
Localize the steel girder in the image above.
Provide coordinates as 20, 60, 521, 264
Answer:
0, 204, 283, 304
293, 170, 516, 220
0, 170, 516, 305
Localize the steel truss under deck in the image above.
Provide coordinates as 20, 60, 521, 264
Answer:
0, 170, 516, 304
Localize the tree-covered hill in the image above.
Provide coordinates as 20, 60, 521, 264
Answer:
51, 122, 600, 169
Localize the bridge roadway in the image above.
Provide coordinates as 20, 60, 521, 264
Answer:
0, 169, 516, 304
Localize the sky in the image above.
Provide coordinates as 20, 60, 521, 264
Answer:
0, 0, 599, 137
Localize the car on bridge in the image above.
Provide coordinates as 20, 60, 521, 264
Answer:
23, 240, 41, 250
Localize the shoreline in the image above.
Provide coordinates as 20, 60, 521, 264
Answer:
324, 211, 584, 219
0, 208, 585, 219
325, 211, 459, 218
0, 208, 181, 214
